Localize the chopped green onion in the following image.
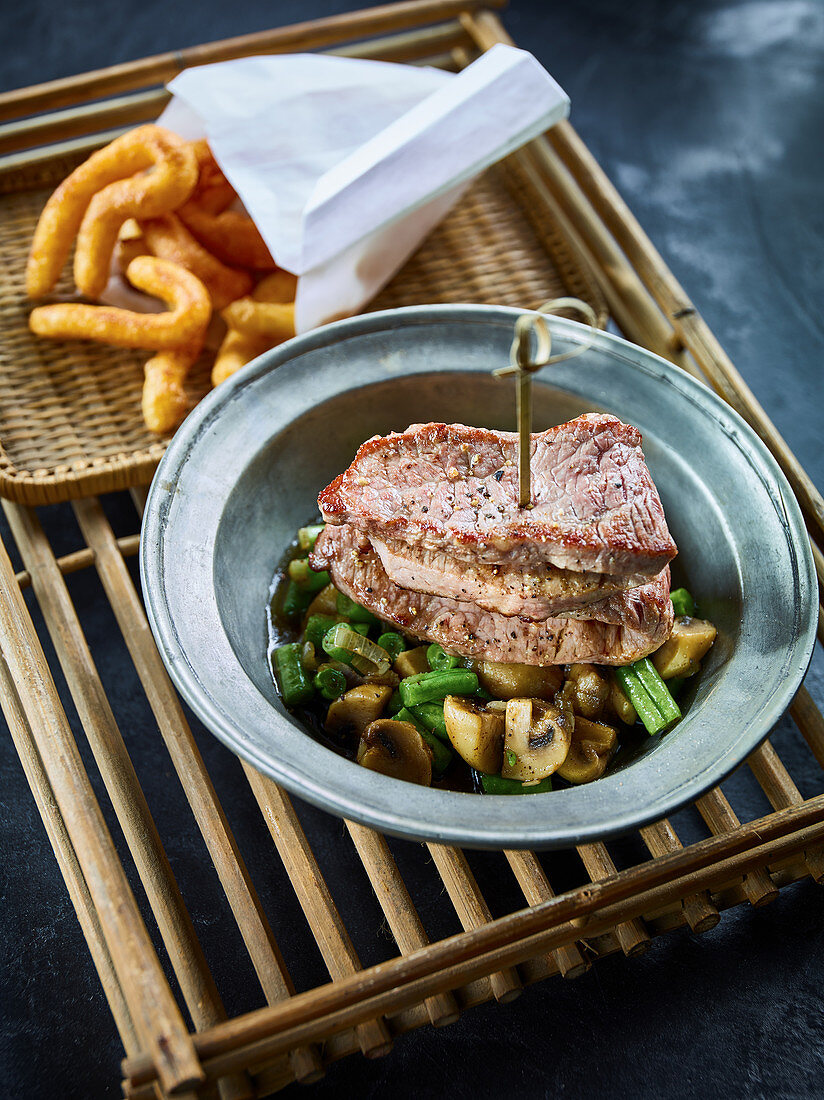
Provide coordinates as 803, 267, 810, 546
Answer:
396, 707, 453, 775
304, 613, 337, 653
287, 557, 331, 591
480, 774, 552, 795
409, 702, 449, 743
313, 665, 347, 701
335, 593, 377, 625
398, 669, 479, 707
633, 657, 682, 726
670, 587, 695, 618
272, 643, 314, 706
298, 524, 325, 550
322, 623, 391, 674
281, 580, 314, 621
377, 632, 406, 661
427, 643, 458, 671
505, 749, 518, 768
614, 666, 667, 736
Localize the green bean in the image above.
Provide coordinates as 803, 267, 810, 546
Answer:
398, 669, 479, 707
281, 579, 313, 621
613, 666, 667, 735
320, 622, 374, 667
633, 657, 682, 725
474, 685, 494, 702
396, 708, 453, 775
287, 556, 331, 591
272, 643, 314, 706
427, 643, 459, 671
304, 613, 337, 653
409, 702, 449, 743
670, 587, 695, 617
377, 632, 406, 661
480, 774, 553, 795
667, 676, 686, 698
298, 524, 325, 550
313, 665, 347, 701
387, 689, 403, 716
335, 593, 377, 625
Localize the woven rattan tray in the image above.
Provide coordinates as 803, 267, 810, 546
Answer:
1, 4, 824, 1098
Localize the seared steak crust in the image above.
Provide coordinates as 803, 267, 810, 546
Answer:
312, 525, 674, 667
370, 535, 647, 620
319, 415, 676, 576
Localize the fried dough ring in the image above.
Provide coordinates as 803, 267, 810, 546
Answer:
142, 341, 203, 434
139, 213, 253, 309
220, 298, 295, 342
251, 270, 298, 304
29, 256, 211, 349
27, 124, 197, 299
178, 203, 276, 271
211, 272, 298, 386
73, 133, 199, 299
186, 139, 236, 214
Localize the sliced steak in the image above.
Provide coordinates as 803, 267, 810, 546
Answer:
370, 534, 647, 620
312, 525, 673, 666
319, 415, 676, 576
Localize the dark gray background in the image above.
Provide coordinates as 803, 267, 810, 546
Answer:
2, 1, 823, 1097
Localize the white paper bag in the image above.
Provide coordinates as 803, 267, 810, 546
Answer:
161, 45, 569, 332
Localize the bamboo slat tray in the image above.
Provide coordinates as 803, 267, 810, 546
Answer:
1, 4, 824, 1098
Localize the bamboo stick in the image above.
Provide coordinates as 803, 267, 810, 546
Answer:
747, 741, 824, 883
123, 802, 824, 1093
241, 765, 393, 1058
639, 820, 719, 932
503, 850, 590, 977
3, 501, 253, 1100
0, 1, 505, 122
343, 820, 460, 1026
14, 533, 139, 591
576, 843, 649, 956
71, 496, 322, 1085
0, 534, 202, 1095
694, 788, 778, 907
791, 686, 824, 772
426, 844, 522, 1002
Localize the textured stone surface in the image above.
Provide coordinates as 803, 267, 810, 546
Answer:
1, 1, 823, 1097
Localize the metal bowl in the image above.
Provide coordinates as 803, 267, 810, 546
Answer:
140, 305, 817, 849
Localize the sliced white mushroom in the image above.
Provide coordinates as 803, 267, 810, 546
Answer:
443, 695, 504, 774
325, 683, 391, 737
566, 663, 610, 718
503, 698, 573, 782
477, 661, 564, 701
556, 716, 617, 784
652, 617, 717, 680
356, 719, 433, 785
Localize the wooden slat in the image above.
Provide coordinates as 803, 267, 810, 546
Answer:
242, 766, 393, 1059
71, 496, 322, 1085
747, 741, 824, 883
639, 820, 719, 932
344, 821, 460, 1026
426, 844, 522, 1003
792, 686, 824, 771
503, 850, 590, 977
577, 843, 649, 956
14, 532, 139, 592
0, 534, 202, 1095
0, 1, 505, 122
2, 501, 253, 1100
694, 788, 778, 907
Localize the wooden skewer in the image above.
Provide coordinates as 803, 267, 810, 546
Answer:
639, 820, 719, 933
503, 850, 590, 977
344, 821, 460, 1026
0, 533, 203, 1095
576, 843, 649, 956
426, 844, 522, 1002
242, 767, 393, 1059
694, 788, 778, 907
123, 802, 824, 1093
71, 496, 322, 1085
747, 741, 824, 883
2, 501, 253, 1100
